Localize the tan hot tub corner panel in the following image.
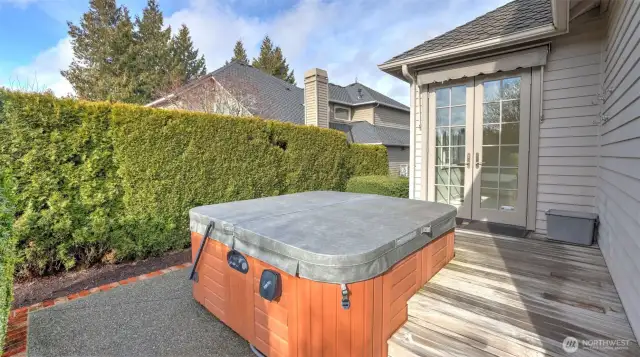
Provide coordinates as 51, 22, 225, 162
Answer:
191, 229, 455, 357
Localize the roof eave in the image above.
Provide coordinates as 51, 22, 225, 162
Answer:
378, 23, 562, 75
379, 0, 571, 76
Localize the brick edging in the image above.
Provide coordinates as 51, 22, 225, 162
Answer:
1, 262, 192, 357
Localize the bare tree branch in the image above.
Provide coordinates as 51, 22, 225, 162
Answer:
152, 75, 263, 117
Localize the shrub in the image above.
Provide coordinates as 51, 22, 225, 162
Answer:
0, 91, 121, 276
1, 91, 380, 275
348, 144, 388, 176
345, 175, 409, 198
0, 171, 16, 353
109, 105, 351, 260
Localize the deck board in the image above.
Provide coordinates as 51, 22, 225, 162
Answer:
388, 230, 640, 357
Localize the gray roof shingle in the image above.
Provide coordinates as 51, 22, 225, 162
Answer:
339, 83, 409, 111
211, 62, 305, 124
211, 62, 408, 126
330, 121, 409, 147
156, 62, 410, 146
383, 0, 553, 65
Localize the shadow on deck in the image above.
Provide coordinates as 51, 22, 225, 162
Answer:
388, 230, 639, 357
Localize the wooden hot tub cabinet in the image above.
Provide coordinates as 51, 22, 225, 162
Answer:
190, 228, 455, 357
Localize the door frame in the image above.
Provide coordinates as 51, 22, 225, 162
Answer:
471, 69, 532, 226
423, 68, 536, 228
426, 78, 475, 219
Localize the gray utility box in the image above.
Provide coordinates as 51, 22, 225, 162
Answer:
546, 209, 598, 246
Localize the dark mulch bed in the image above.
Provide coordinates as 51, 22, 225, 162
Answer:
12, 249, 191, 309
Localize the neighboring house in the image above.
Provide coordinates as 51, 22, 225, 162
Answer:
380, 0, 640, 339
146, 63, 411, 176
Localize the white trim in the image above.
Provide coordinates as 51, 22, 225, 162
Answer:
527, 67, 542, 231
379, 24, 558, 70
333, 105, 351, 121
420, 87, 428, 201
403, 65, 417, 200
409, 84, 416, 199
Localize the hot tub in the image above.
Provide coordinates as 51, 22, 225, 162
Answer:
189, 191, 456, 357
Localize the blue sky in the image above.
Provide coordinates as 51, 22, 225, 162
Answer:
0, 0, 508, 104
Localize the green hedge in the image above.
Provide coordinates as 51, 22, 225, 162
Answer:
0, 90, 384, 276
109, 105, 351, 260
348, 144, 388, 176
0, 93, 122, 275
345, 175, 409, 198
0, 171, 16, 353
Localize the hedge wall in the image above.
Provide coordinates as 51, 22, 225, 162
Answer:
0, 171, 16, 352
345, 175, 409, 198
348, 144, 388, 177
109, 105, 351, 260
0, 91, 384, 276
0, 93, 122, 275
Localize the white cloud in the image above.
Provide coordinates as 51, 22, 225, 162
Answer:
4, 0, 510, 102
165, 0, 510, 105
5, 37, 73, 96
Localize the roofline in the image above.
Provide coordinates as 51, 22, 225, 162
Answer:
356, 142, 410, 148
379, 0, 570, 73
145, 73, 215, 107
329, 99, 410, 112
378, 24, 558, 72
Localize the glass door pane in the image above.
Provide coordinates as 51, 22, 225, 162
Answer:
479, 78, 520, 211
434, 85, 466, 207
471, 71, 531, 227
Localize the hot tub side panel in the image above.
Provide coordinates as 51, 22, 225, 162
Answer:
191, 229, 455, 357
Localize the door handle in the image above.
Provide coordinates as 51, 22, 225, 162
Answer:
466, 153, 471, 168
475, 153, 486, 168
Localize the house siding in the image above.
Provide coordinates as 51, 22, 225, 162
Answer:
535, 13, 605, 234
351, 105, 375, 124
373, 106, 410, 129
597, 0, 640, 338
387, 146, 409, 176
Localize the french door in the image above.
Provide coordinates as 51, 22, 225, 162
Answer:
427, 70, 531, 226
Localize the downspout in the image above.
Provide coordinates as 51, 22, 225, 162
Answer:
402, 65, 418, 200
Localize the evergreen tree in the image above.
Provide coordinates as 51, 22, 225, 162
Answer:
62, 0, 137, 102
252, 35, 295, 84
228, 40, 249, 64
273, 47, 295, 84
169, 25, 207, 86
133, 0, 172, 102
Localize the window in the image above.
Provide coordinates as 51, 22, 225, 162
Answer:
334, 106, 351, 121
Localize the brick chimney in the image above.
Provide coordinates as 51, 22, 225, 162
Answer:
304, 68, 329, 128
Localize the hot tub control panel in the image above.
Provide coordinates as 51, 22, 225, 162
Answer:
227, 250, 249, 274
259, 270, 281, 301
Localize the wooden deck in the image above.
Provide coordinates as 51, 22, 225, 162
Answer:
388, 230, 640, 357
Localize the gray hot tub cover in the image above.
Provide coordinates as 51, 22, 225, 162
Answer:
190, 191, 456, 284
